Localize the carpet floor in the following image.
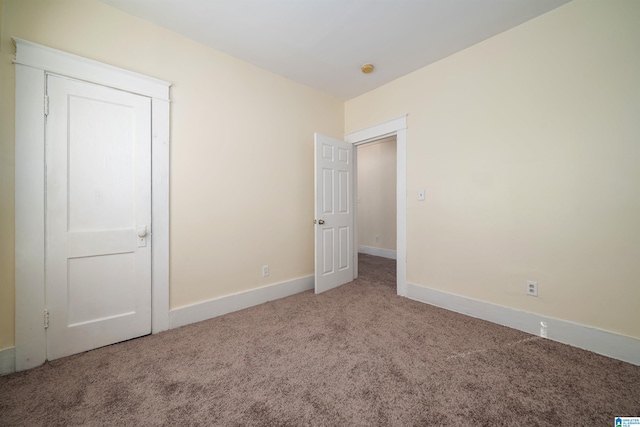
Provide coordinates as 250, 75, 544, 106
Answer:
1, 254, 639, 426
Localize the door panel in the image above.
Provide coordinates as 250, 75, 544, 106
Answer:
46, 74, 152, 360
338, 170, 349, 213
323, 168, 333, 213
322, 228, 334, 275
339, 226, 349, 270
314, 133, 354, 293
67, 96, 136, 231
67, 253, 136, 326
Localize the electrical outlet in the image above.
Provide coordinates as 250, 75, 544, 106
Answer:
375, 235, 379, 242
526, 280, 538, 297
262, 265, 269, 277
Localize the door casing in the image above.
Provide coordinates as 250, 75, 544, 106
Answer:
14, 38, 171, 371
345, 116, 407, 296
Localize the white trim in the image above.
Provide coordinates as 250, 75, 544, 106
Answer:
14, 39, 171, 371
151, 99, 170, 333
407, 283, 640, 366
15, 63, 47, 370
353, 145, 359, 280
345, 115, 408, 297
346, 115, 407, 145
13, 38, 170, 101
358, 245, 397, 260
169, 276, 314, 329
0, 347, 16, 376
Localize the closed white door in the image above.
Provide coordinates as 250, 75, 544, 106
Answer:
314, 133, 355, 293
45, 74, 152, 360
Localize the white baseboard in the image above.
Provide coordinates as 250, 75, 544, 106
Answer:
407, 283, 640, 366
0, 347, 16, 376
170, 275, 314, 329
358, 245, 397, 260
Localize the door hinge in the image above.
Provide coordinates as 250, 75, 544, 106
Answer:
44, 309, 50, 329
44, 95, 49, 116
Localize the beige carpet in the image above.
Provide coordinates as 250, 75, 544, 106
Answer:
1, 254, 639, 425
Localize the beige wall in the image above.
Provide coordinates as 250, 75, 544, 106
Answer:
3, 0, 639, 350
346, 0, 640, 339
0, 0, 16, 350
357, 139, 397, 251
0, 0, 343, 349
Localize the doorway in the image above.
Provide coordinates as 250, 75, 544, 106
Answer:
44, 74, 153, 360
313, 116, 406, 296
14, 38, 171, 371
345, 115, 407, 296
355, 136, 398, 264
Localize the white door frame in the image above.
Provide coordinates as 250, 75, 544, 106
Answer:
345, 116, 407, 296
13, 38, 171, 371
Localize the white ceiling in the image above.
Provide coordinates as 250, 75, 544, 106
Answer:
99, 0, 570, 100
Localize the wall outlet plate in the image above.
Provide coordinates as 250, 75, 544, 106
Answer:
526, 280, 538, 297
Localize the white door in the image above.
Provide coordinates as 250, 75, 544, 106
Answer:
314, 133, 355, 293
45, 74, 152, 360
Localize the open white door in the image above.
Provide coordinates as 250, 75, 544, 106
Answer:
314, 133, 355, 293
45, 74, 152, 360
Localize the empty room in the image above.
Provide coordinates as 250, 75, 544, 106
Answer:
1, 0, 639, 425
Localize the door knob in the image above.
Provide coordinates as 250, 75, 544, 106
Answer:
318, 219, 325, 225
137, 226, 147, 238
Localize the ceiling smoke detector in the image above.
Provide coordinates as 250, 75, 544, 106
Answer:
361, 63, 374, 74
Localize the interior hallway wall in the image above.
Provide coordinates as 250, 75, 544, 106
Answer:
345, 0, 640, 340
357, 139, 397, 253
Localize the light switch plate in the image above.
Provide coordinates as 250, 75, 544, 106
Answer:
418, 189, 425, 201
